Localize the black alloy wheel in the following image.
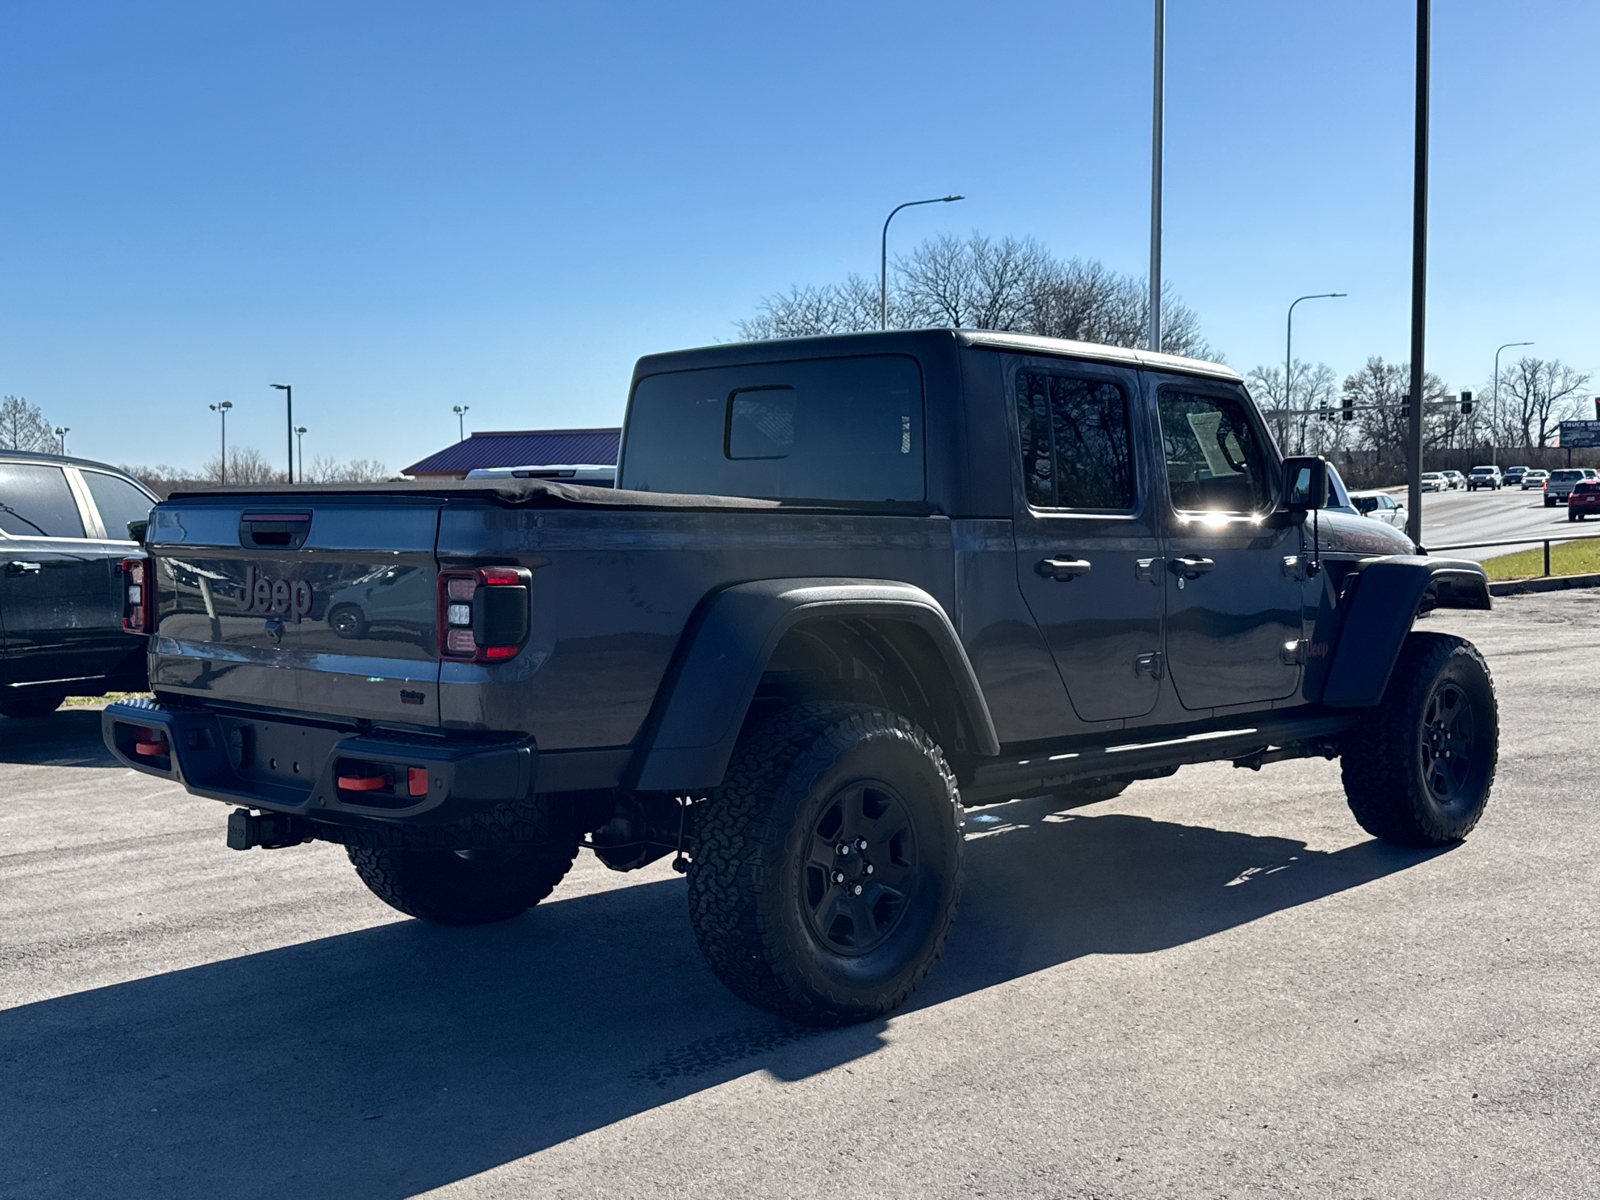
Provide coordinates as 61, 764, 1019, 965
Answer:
802, 780, 918, 956
1419, 677, 1483, 814
329, 605, 367, 639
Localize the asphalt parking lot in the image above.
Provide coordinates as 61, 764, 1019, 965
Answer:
3, 592, 1597, 1200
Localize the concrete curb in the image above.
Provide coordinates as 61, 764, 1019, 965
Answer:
1489, 572, 1600, 597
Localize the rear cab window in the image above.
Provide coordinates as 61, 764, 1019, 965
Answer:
620, 355, 924, 502
1015, 370, 1137, 511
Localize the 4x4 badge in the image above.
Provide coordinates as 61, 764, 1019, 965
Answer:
238, 565, 312, 622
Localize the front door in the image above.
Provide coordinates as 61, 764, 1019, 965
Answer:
1010, 359, 1165, 724
1153, 382, 1302, 710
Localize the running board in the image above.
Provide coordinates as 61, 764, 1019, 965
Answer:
963, 713, 1355, 805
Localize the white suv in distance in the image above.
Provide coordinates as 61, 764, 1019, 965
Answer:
1521, 469, 1550, 490
1466, 465, 1503, 491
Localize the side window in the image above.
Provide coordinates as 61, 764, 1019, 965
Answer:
1157, 389, 1271, 514
0, 463, 87, 538
82, 470, 156, 540
1016, 371, 1136, 510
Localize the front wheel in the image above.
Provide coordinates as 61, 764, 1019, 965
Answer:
1339, 632, 1497, 846
687, 702, 964, 1025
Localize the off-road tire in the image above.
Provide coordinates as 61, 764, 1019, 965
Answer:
688, 702, 964, 1026
1339, 632, 1497, 846
349, 835, 579, 925
0, 690, 66, 719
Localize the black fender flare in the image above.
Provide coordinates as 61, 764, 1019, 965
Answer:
628, 578, 1000, 791
1320, 555, 1491, 708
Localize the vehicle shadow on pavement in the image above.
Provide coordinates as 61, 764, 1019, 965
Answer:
0, 795, 1446, 1200
0, 710, 119, 768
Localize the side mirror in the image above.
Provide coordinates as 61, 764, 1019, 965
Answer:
1281, 456, 1328, 514
126, 519, 149, 542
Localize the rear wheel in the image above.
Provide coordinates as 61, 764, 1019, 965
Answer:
349, 834, 579, 924
328, 604, 367, 639
1339, 632, 1497, 846
688, 702, 964, 1025
0, 690, 65, 719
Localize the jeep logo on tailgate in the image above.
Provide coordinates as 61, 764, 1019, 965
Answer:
238, 565, 312, 622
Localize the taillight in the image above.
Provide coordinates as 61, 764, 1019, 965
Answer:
437, 567, 531, 662
122, 557, 154, 633
1543, 479, 1549, 489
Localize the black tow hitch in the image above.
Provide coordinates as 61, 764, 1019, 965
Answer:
227, 807, 314, 851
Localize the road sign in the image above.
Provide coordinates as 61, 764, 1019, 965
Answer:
1560, 419, 1600, 449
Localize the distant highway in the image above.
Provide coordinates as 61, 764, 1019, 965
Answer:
1413, 484, 1589, 560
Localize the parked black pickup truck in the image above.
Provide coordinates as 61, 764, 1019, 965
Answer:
105, 330, 1497, 1024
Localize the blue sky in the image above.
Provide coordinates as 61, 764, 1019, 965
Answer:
2, 1, 1595, 473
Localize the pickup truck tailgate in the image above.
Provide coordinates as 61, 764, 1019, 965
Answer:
147, 499, 443, 724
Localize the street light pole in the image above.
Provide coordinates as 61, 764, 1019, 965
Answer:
1149, 0, 1165, 353
1492, 341, 1533, 466
1285, 293, 1347, 453
209, 401, 232, 484
880, 195, 964, 330
295, 426, 307, 480
1404, 0, 1430, 546
270, 384, 293, 483
453, 405, 470, 442
54, 427, 69, 455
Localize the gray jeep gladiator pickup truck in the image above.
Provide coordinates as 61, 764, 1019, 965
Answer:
105, 330, 1497, 1025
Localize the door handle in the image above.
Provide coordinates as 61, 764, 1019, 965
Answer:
1169, 555, 1215, 580
1036, 556, 1092, 582
7, 561, 41, 575
1135, 557, 1164, 585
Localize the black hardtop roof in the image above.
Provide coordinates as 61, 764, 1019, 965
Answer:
630, 328, 1240, 383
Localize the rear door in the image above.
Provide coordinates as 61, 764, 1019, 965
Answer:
1153, 380, 1303, 710
1008, 355, 1165, 724
0, 461, 124, 685
148, 498, 445, 724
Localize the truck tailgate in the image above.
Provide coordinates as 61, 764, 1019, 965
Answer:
147, 498, 444, 725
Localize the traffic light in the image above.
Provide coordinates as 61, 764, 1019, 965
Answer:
1460, 389, 1474, 415
1342, 395, 1354, 422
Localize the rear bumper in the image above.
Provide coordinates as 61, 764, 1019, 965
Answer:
103, 699, 535, 825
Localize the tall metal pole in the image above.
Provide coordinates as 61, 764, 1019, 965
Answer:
1148, 0, 1165, 354
271, 384, 293, 483
880, 195, 964, 330
1285, 293, 1347, 454
210, 401, 231, 484
1492, 340, 1533, 465
453, 404, 470, 442
1404, 0, 1430, 545
295, 426, 307, 480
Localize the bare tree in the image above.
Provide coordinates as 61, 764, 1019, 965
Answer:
303, 454, 392, 483
737, 231, 1218, 361
1248, 360, 1344, 456
0, 396, 59, 452
1341, 357, 1453, 461
1496, 357, 1592, 448
202, 447, 281, 484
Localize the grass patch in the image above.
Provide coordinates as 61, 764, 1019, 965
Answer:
62, 691, 150, 708
1481, 538, 1600, 580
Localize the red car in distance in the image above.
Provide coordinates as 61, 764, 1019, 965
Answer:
1568, 480, 1600, 521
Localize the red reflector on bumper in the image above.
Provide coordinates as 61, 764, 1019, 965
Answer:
134, 738, 168, 757
338, 773, 389, 791
408, 767, 429, 796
